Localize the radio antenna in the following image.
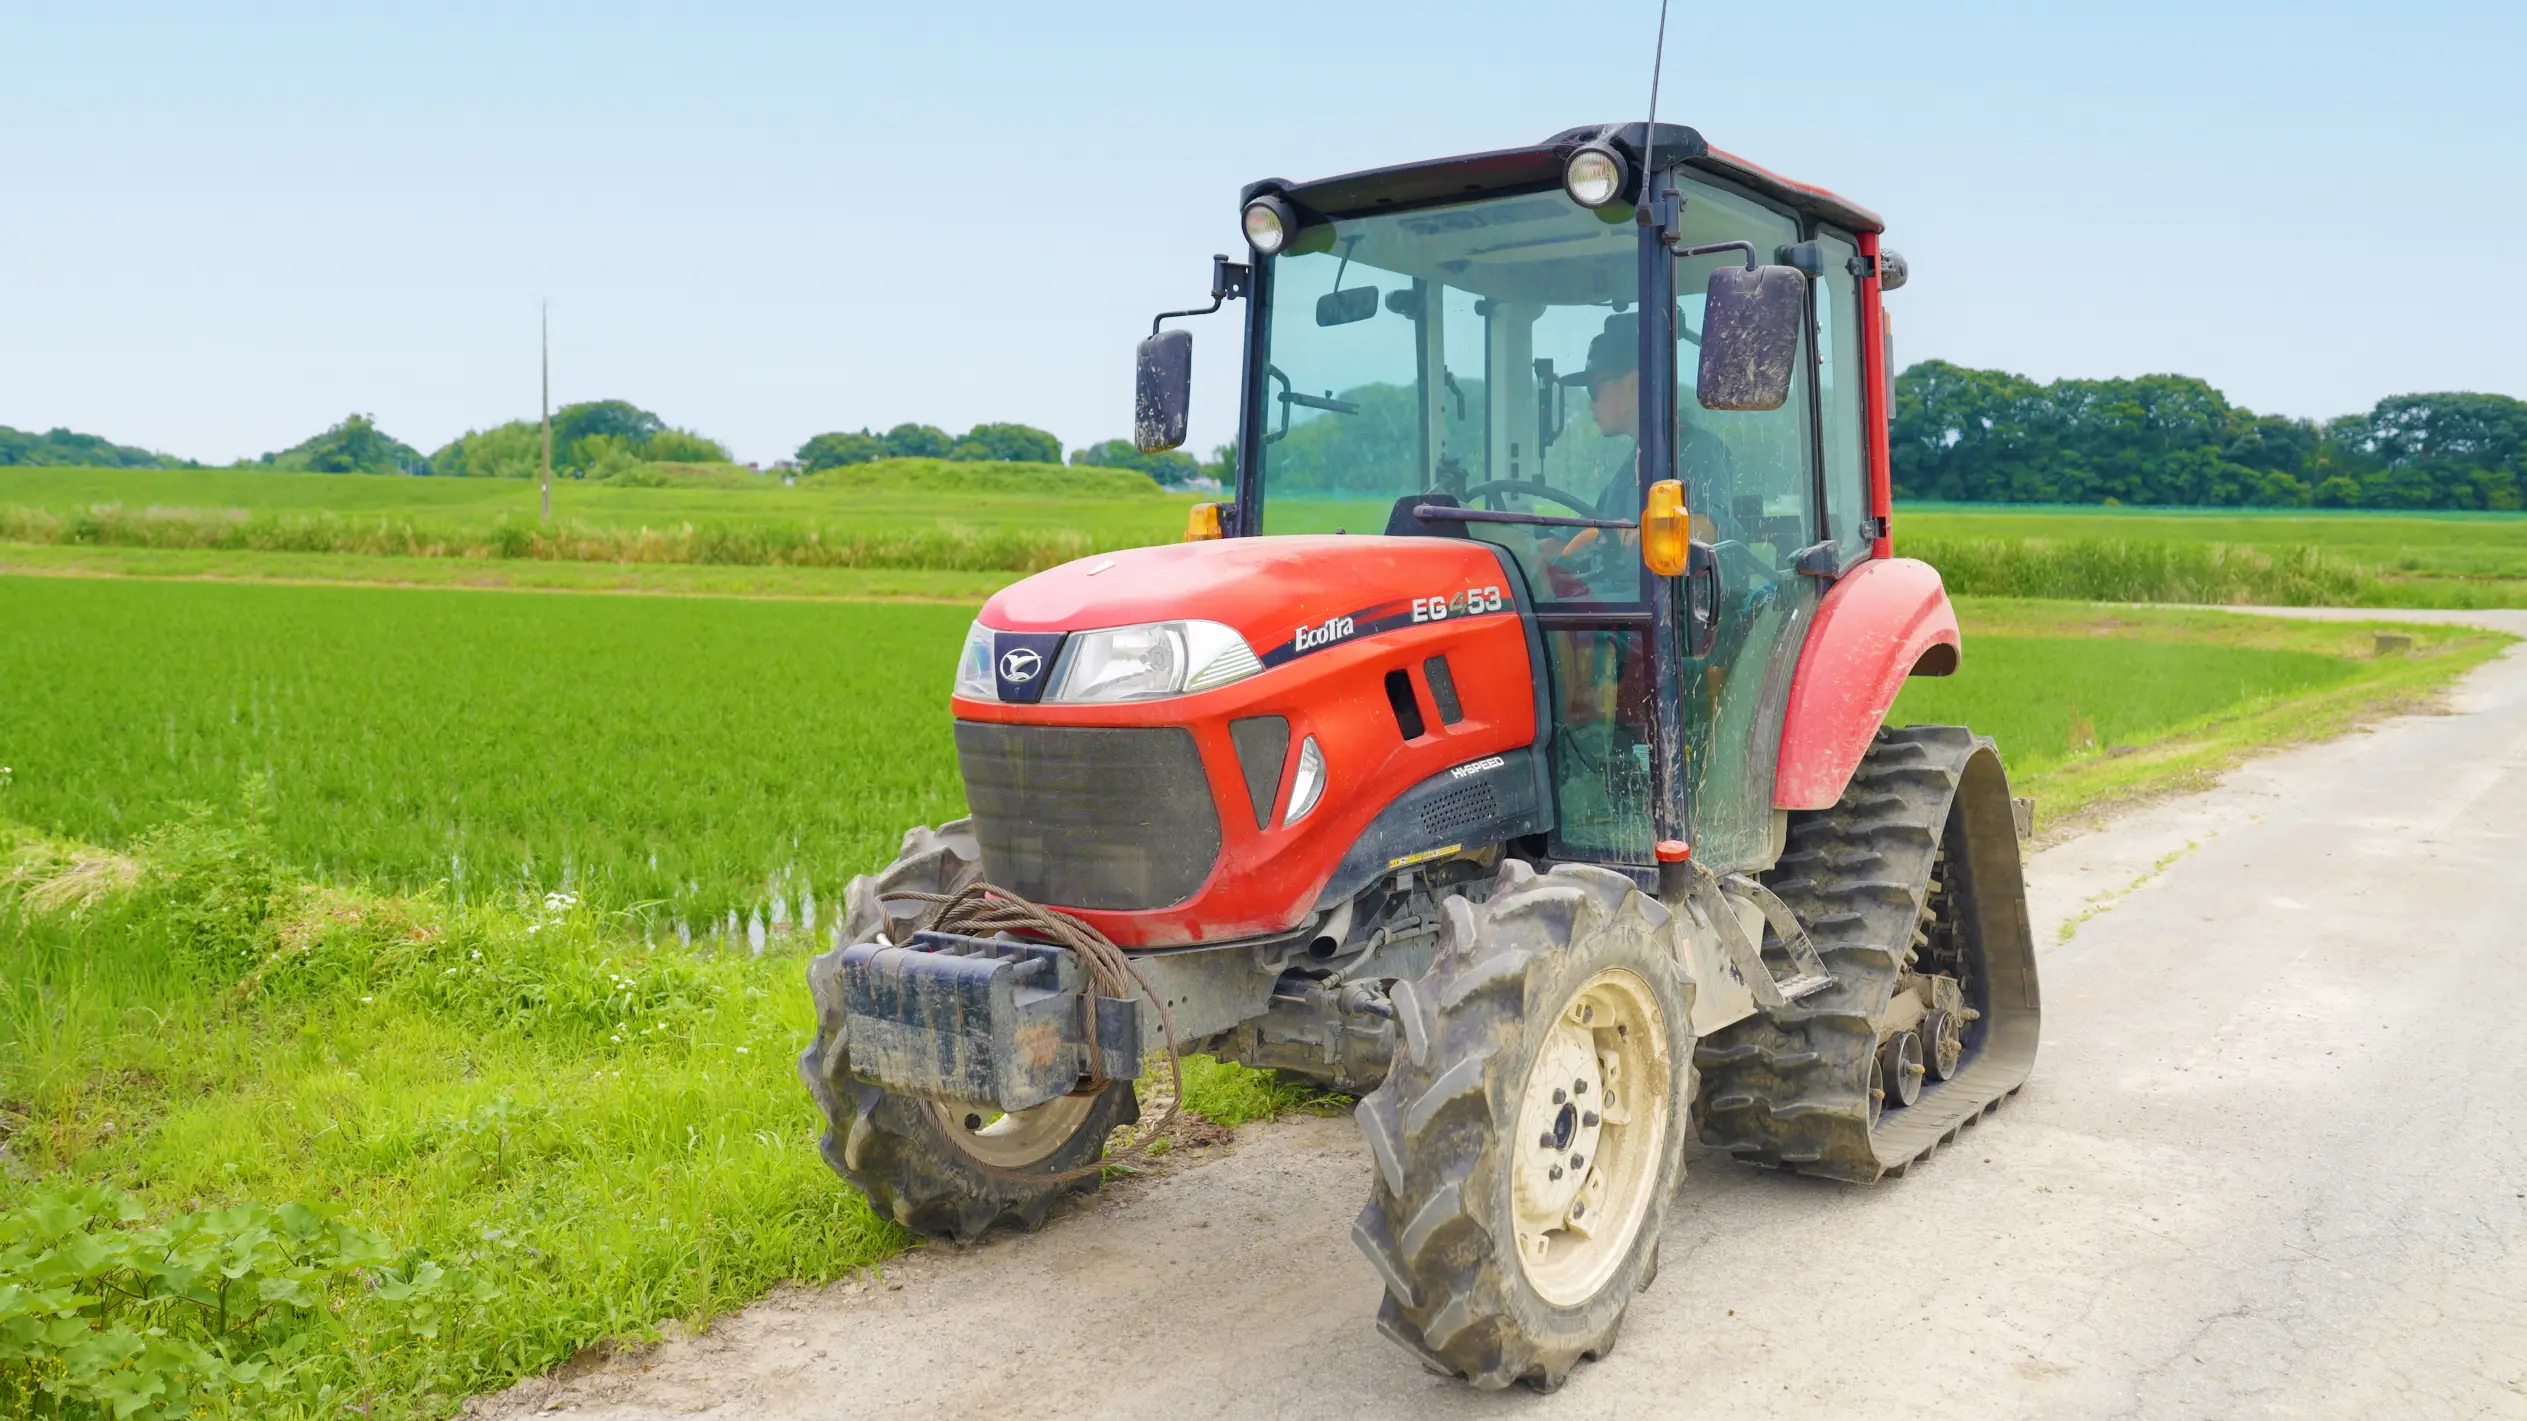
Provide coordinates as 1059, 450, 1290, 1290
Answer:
1639, 0, 1672, 218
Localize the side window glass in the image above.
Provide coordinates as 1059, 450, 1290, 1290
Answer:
1814, 232, 1871, 561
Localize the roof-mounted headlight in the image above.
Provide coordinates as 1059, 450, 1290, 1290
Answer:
1562, 144, 1628, 209
1242, 195, 1296, 256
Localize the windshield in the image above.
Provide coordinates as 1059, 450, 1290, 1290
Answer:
1250, 189, 1645, 605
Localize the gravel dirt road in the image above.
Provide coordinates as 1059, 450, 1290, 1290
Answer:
478, 611, 2527, 1420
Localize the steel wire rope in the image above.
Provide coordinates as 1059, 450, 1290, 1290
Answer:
879, 881, 1185, 1185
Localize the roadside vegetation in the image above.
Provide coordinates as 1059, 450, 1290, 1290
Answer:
0, 809, 1323, 1418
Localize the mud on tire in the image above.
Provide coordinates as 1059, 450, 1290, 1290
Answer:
1352, 862, 1695, 1392
799, 819, 1136, 1242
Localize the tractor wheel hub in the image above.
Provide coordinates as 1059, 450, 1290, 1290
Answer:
1510, 968, 1670, 1307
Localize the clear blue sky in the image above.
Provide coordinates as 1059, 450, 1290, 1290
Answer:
3, 1, 2520, 466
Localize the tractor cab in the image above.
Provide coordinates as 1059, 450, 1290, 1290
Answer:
1142, 122, 1895, 877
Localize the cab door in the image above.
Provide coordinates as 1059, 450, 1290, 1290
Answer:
1669, 179, 1823, 872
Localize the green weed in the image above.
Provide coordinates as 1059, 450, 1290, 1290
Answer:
0, 811, 1338, 1418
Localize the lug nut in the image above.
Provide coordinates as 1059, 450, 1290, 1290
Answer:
1574, 1079, 1588, 1095
1570, 1153, 1585, 1170
1539, 1132, 1557, 1148
1582, 1110, 1599, 1128
1552, 1088, 1567, 1105
1548, 1165, 1563, 1181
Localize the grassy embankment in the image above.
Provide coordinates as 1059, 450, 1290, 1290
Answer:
0, 462, 1198, 588
1900, 503, 2527, 607
12, 468, 2527, 610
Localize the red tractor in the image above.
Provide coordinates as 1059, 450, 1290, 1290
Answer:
803, 122, 2039, 1391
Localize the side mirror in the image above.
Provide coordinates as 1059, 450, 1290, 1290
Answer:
1134, 328, 1192, 453
1696, 265, 1806, 412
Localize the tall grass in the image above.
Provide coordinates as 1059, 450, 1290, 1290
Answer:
0, 504, 1116, 574
0, 814, 905, 1417
0, 808, 1329, 1417
1906, 536, 2374, 605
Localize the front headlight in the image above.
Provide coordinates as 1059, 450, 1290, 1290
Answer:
953, 621, 998, 701
1049, 619, 1262, 703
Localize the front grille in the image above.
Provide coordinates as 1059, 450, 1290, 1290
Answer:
953, 721, 1223, 911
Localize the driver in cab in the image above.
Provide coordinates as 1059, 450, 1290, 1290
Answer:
1541, 310, 1728, 597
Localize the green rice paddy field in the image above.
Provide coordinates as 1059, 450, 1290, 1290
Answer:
0, 576, 2502, 929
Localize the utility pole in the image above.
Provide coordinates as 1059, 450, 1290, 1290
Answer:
540, 301, 553, 523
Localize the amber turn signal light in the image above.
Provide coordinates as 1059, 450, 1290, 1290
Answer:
1184, 502, 1224, 541
1640, 479, 1689, 576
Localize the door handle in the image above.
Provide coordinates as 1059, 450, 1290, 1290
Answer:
1686, 540, 1719, 658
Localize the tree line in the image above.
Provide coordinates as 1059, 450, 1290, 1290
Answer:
1894, 362, 2527, 510
0, 425, 196, 470
0, 409, 1229, 487
21, 366, 2514, 507
794, 422, 1228, 488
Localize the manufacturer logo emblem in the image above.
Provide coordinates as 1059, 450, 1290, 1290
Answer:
999, 648, 1043, 682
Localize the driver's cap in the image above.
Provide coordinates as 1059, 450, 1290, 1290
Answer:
1577, 311, 1639, 388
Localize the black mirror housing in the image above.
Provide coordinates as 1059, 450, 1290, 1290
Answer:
1134, 328, 1193, 453
1696, 265, 1806, 412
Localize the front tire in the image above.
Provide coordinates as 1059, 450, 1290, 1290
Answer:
802, 818, 1136, 1241
1352, 862, 1695, 1391
826, 1078, 1138, 1242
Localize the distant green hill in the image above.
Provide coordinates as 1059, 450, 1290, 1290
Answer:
0, 425, 193, 469
257, 413, 429, 476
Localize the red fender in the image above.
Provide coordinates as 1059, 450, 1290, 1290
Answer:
1772, 558, 1960, 811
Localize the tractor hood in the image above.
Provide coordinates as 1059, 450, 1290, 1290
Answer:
977, 535, 1519, 668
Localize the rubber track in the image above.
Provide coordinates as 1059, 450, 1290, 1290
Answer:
1695, 725, 2040, 1182
1353, 861, 1693, 1392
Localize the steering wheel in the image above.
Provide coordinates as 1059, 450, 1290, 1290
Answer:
1458, 479, 1603, 518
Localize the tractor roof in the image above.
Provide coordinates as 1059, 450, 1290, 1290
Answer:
1244, 122, 1883, 236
